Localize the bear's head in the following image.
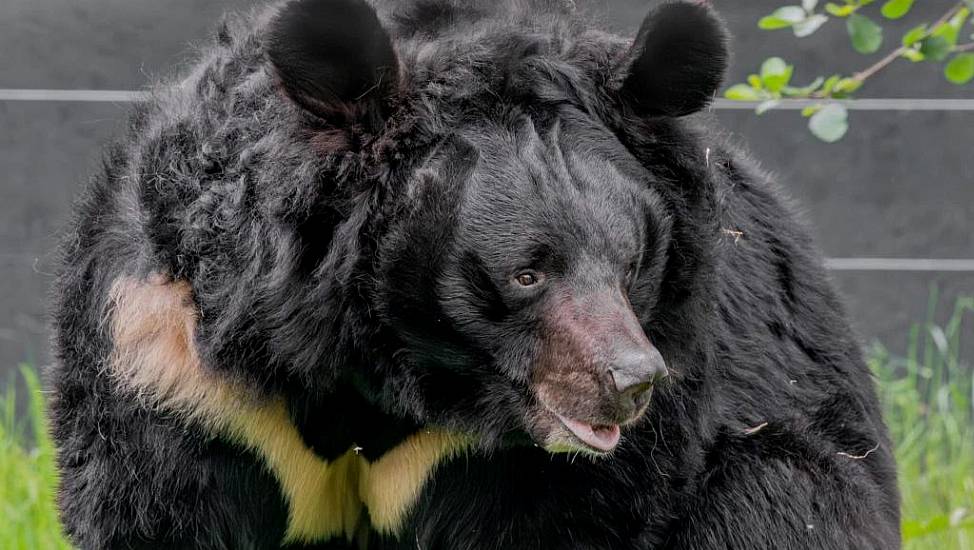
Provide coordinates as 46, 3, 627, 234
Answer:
266, 0, 728, 455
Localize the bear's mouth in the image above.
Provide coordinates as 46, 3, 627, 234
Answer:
551, 413, 621, 453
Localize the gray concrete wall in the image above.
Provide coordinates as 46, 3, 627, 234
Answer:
0, 0, 971, 379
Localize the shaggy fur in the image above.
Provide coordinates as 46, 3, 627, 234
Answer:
50, 0, 900, 548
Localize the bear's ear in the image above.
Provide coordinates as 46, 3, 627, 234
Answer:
266, 0, 399, 129
617, 1, 729, 117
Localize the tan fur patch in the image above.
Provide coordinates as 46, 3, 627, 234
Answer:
361, 429, 471, 534
107, 275, 468, 544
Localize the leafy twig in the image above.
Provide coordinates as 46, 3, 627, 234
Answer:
849, 3, 963, 87
724, 1, 974, 142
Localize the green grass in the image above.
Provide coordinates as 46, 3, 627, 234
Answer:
0, 366, 71, 549
872, 294, 974, 549
1, 298, 972, 549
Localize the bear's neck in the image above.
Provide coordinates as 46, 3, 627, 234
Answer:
289, 379, 423, 462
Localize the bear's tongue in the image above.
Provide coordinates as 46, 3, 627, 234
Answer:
556, 415, 621, 452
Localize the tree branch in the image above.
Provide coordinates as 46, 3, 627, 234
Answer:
849, 2, 965, 86
851, 46, 907, 83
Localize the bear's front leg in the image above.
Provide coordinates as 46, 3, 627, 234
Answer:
389, 444, 679, 550
657, 426, 900, 550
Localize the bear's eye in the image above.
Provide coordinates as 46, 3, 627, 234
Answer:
514, 271, 543, 287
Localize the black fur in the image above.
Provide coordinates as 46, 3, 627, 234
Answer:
50, 0, 900, 548
267, 0, 399, 129
620, 1, 729, 117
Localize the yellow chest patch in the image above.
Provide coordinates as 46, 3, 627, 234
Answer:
107, 275, 471, 545
235, 401, 469, 544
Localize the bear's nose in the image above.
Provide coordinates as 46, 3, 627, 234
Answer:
609, 345, 668, 408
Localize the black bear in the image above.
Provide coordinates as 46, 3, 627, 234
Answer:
50, 0, 901, 548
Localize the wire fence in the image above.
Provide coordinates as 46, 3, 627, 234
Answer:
4, 89, 974, 111
2, 89, 972, 273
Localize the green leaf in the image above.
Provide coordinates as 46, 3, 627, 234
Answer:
783, 76, 826, 97
933, 8, 970, 47
801, 104, 822, 117
901, 48, 925, 62
847, 13, 884, 53
945, 53, 974, 84
773, 6, 809, 23
759, 6, 807, 29
724, 84, 761, 101
826, 3, 856, 17
880, 0, 913, 19
761, 57, 789, 78
901, 23, 928, 46
951, 7, 971, 27
794, 14, 829, 37
759, 16, 793, 30
808, 103, 849, 142
760, 57, 794, 92
949, 8, 971, 34
804, 76, 827, 92
919, 36, 952, 61
834, 77, 863, 94
821, 74, 843, 95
